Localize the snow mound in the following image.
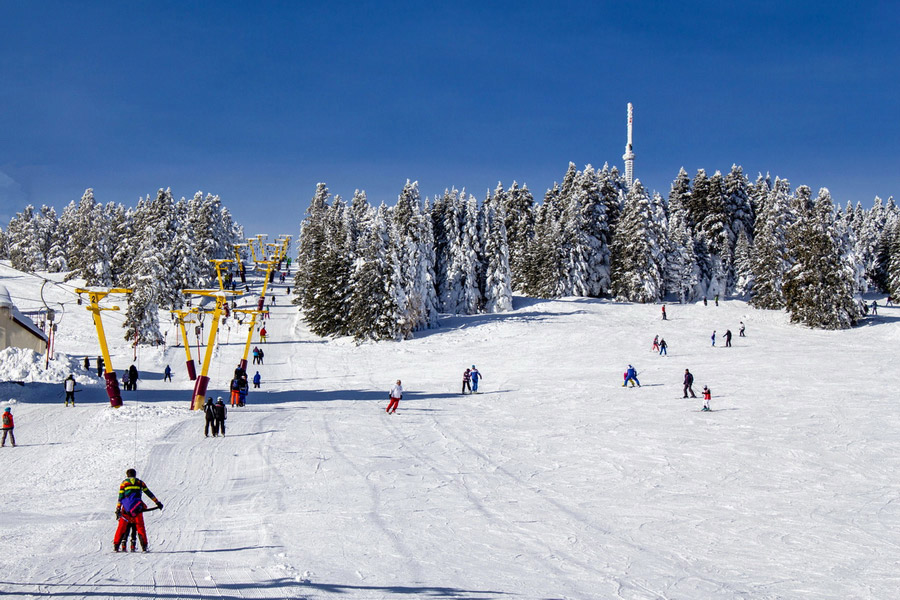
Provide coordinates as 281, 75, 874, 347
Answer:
97, 403, 187, 423
0, 347, 94, 384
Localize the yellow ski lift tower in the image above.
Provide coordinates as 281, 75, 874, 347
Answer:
233, 307, 261, 370
169, 307, 200, 380
183, 288, 240, 410
75, 287, 133, 407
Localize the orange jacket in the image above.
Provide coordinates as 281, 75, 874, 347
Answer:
1, 412, 12, 429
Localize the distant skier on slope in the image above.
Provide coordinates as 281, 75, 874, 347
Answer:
470, 366, 482, 392
658, 338, 668, 356
252, 371, 261, 389
623, 365, 641, 388
386, 380, 403, 414
461, 369, 472, 394
683, 369, 697, 398
114, 468, 162, 552
652, 335, 660, 352
724, 329, 732, 347
213, 398, 228, 435
702, 386, 712, 411
64, 374, 76, 406
204, 397, 218, 437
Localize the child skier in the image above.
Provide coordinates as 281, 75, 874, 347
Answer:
702, 386, 712, 411
659, 338, 667, 356
652, 335, 660, 352
462, 369, 472, 394
623, 365, 641, 387
1, 407, 15, 447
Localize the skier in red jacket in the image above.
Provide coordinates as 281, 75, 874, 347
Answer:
1, 407, 15, 447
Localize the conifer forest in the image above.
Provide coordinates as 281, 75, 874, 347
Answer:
3, 163, 899, 341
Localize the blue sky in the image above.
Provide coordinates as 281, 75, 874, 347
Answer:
1, 1, 898, 234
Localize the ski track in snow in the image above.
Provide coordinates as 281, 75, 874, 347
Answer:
1, 262, 900, 599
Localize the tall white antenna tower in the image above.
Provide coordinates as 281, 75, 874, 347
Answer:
623, 102, 635, 188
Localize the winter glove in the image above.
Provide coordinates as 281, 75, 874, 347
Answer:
156, 502, 164, 510
115, 508, 121, 519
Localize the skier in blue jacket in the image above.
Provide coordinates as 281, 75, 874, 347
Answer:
470, 366, 482, 392
623, 365, 641, 387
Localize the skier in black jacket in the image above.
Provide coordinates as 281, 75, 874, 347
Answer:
213, 398, 227, 436
204, 397, 218, 437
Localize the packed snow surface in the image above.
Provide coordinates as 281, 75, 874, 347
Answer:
0, 262, 898, 599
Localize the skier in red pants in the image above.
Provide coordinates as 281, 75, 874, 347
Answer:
386, 380, 403, 414
114, 468, 162, 552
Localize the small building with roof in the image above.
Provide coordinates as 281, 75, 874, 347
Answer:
0, 285, 48, 354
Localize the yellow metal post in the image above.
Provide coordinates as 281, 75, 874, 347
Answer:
76, 288, 133, 407
170, 308, 199, 380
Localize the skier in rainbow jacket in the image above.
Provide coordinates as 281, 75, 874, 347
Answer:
114, 468, 163, 552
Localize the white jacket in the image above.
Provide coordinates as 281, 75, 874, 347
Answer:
390, 384, 403, 399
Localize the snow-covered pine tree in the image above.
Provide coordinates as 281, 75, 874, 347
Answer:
732, 229, 753, 297
502, 181, 535, 292
347, 204, 405, 340
391, 180, 438, 333
610, 180, 663, 302
304, 196, 353, 337
749, 178, 792, 309
482, 201, 513, 313
563, 165, 610, 297
6, 206, 45, 271
699, 171, 732, 297
783, 187, 860, 329
521, 185, 564, 298
459, 193, 483, 314
885, 219, 900, 300
294, 183, 330, 308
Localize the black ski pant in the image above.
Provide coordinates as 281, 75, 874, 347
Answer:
205, 418, 217, 437
65, 391, 75, 405
683, 384, 696, 398
462, 381, 471, 394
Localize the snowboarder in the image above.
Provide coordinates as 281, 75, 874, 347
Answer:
711, 331, 716, 347
204, 397, 218, 437
213, 398, 227, 435
652, 335, 660, 352
661, 305, 667, 320
114, 468, 162, 552
739, 321, 746, 337
470, 366, 482, 392
724, 329, 732, 347
1, 407, 15, 447
128, 364, 139, 391
623, 365, 641, 387
252, 371, 261, 389
386, 380, 403, 414
683, 369, 697, 398
659, 338, 668, 356
702, 385, 712, 411
259, 326, 267, 343
64, 374, 76, 406
462, 369, 472, 394
163, 365, 172, 382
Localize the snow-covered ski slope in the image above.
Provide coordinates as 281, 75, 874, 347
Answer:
1, 261, 898, 600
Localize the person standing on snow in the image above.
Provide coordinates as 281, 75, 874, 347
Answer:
230, 377, 241, 407
724, 329, 733, 347
252, 371, 261, 389
1, 407, 15, 447
114, 468, 162, 552
83, 356, 90, 371
739, 321, 746, 337
623, 365, 641, 387
128, 364, 139, 391
163, 365, 172, 382
238, 376, 249, 407
64, 374, 77, 406
258, 348, 264, 365
122, 369, 131, 392
711, 331, 716, 347
204, 397, 218, 437
213, 398, 228, 435
386, 380, 403, 414
259, 326, 267, 343
661, 305, 667, 320
659, 338, 668, 356
470, 366, 482, 392
461, 369, 472, 394
652, 335, 660, 352
702, 385, 712, 411
683, 369, 697, 398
